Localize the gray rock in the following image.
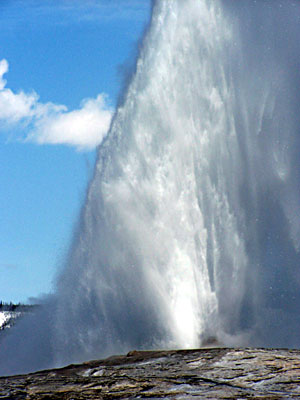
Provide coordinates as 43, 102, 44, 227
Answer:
1, 348, 300, 399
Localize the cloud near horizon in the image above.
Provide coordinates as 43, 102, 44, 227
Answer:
0, 59, 113, 150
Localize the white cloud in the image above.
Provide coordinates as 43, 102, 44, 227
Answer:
0, 1, 150, 29
0, 59, 38, 123
0, 59, 8, 90
0, 59, 113, 150
30, 95, 112, 149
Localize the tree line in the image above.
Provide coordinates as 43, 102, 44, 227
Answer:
0, 302, 38, 312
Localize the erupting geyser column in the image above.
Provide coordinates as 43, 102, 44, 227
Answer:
55, 0, 300, 363
1, 0, 300, 376
55, 0, 246, 363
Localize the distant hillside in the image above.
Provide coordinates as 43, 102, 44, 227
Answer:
0, 303, 38, 331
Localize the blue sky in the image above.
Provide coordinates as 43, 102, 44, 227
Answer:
0, 0, 151, 303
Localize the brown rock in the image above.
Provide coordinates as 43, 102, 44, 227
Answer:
1, 348, 300, 399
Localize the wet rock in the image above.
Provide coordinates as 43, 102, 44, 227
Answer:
1, 348, 300, 399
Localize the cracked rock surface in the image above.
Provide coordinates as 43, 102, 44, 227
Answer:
1, 348, 300, 399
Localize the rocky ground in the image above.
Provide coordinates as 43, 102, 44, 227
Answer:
1, 348, 300, 399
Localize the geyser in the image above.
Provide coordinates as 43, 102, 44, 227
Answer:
1, 0, 300, 376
